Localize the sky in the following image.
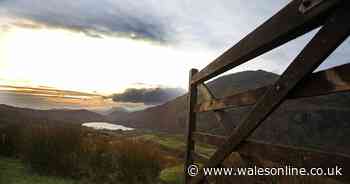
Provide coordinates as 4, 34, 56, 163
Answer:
0, 0, 349, 109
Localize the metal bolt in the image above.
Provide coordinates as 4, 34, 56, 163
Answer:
302, 0, 312, 8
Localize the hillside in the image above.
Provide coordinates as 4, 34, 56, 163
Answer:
108, 70, 279, 131
108, 70, 350, 154
0, 104, 105, 125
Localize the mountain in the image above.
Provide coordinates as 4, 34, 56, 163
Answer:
107, 70, 280, 132
108, 70, 350, 154
0, 104, 105, 126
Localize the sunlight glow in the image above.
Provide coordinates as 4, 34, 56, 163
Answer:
0, 27, 214, 95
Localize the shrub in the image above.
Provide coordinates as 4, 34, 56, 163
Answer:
0, 123, 21, 157
81, 137, 161, 184
113, 139, 161, 184
80, 136, 120, 183
0, 122, 162, 184
20, 123, 82, 178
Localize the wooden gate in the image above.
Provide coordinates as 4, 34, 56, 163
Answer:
184, 0, 350, 183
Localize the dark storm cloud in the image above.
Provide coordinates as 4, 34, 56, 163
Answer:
0, 0, 170, 42
112, 87, 185, 105
0, 0, 294, 46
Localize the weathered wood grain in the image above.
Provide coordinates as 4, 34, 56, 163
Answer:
198, 84, 235, 133
185, 69, 199, 184
191, 0, 341, 84
191, 5, 350, 183
196, 63, 350, 112
193, 132, 350, 183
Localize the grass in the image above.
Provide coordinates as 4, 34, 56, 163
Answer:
136, 133, 216, 158
138, 134, 184, 150
159, 163, 203, 184
159, 164, 184, 184
0, 157, 76, 184
142, 133, 215, 184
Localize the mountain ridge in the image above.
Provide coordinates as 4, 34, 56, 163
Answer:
108, 70, 350, 154
0, 104, 105, 125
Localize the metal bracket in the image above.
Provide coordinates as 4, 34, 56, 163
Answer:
299, 0, 324, 14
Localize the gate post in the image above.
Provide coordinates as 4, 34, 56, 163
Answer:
185, 68, 198, 184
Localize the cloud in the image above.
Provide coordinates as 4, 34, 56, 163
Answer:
112, 87, 185, 105
0, 0, 170, 42
0, 0, 348, 73
0, 0, 291, 46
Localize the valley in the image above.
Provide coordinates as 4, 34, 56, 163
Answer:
1, 69, 350, 184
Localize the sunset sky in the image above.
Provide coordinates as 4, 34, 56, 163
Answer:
0, 0, 349, 98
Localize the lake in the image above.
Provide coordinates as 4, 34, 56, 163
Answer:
82, 122, 134, 131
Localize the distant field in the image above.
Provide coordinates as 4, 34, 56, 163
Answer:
135, 132, 214, 184
135, 132, 216, 158
0, 157, 76, 184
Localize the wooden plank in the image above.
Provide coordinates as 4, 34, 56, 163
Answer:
290, 63, 350, 98
193, 132, 227, 147
191, 150, 209, 163
191, 0, 342, 84
238, 141, 350, 183
196, 86, 267, 112
185, 69, 199, 184
198, 84, 235, 133
212, 111, 235, 134
193, 132, 350, 183
192, 5, 350, 184
198, 84, 216, 101
196, 63, 350, 112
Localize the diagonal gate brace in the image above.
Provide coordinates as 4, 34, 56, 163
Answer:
191, 3, 350, 183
